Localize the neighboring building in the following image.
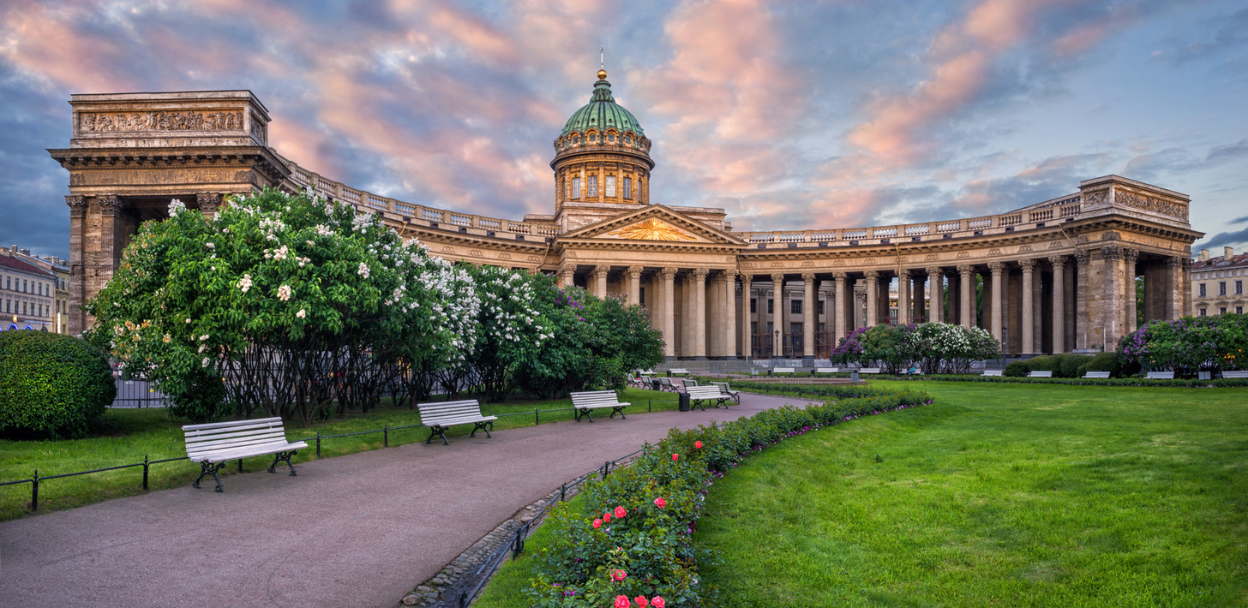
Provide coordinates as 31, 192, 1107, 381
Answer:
0, 247, 57, 332
48, 74, 1203, 359
1192, 247, 1248, 317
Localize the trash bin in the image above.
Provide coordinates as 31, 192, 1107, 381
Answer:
651, 379, 662, 391
678, 392, 691, 412
850, 371, 860, 383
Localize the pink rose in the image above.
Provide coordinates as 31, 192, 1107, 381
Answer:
694, 440, 702, 449
651, 597, 666, 608
614, 595, 631, 608
654, 497, 666, 509
672, 453, 679, 462
593, 518, 602, 529
603, 512, 611, 523
635, 596, 649, 607
614, 506, 627, 519
611, 569, 627, 582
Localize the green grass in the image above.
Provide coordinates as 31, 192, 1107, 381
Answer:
472, 494, 588, 608
696, 381, 1248, 607
0, 388, 675, 520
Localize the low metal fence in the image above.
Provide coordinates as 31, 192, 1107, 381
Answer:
110, 377, 170, 408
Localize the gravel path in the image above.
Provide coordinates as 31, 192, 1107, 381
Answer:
0, 392, 815, 608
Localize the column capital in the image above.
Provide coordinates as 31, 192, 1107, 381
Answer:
1019, 258, 1036, 271
987, 261, 1004, 273
1102, 245, 1122, 261
1123, 248, 1139, 264
1166, 256, 1182, 269
693, 267, 709, 280
558, 262, 576, 275
1047, 254, 1067, 266
723, 267, 739, 279
1182, 258, 1192, 271
957, 264, 975, 274
1074, 250, 1091, 265
626, 265, 643, 279
196, 192, 222, 216
97, 194, 122, 216
801, 272, 816, 283
592, 264, 611, 277
897, 268, 910, 278
660, 267, 678, 280
770, 272, 785, 284
740, 272, 752, 284
925, 266, 942, 277
65, 195, 87, 218
833, 271, 848, 281
863, 270, 879, 280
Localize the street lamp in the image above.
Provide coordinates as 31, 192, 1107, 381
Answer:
774, 329, 780, 359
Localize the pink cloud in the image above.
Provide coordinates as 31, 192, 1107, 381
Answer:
0, 1, 139, 93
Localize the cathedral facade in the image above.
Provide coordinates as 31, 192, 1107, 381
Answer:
49, 73, 1202, 360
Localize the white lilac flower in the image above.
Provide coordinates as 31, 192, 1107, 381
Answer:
199, 335, 209, 341
238, 274, 253, 293
206, 242, 215, 250
201, 357, 210, 368
296, 309, 306, 319
277, 285, 292, 301
357, 263, 370, 279
168, 199, 186, 216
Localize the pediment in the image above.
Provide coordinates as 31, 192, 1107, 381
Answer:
560, 206, 745, 246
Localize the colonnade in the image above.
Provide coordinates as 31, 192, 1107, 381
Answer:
558, 248, 1191, 359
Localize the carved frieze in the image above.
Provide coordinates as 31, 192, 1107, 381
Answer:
988, 248, 1002, 256
497, 252, 512, 260
469, 249, 483, 257
1116, 190, 1188, 220
1049, 240, 1062, 249
80, 110, 244, 133
925, 253, 939, 261
527, 255, 541, 263
1019, 245, 1033, 253
956, 251, 970, 259
1083, 189, 1110, 207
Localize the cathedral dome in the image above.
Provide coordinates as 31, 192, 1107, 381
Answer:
561, 71, 645, 138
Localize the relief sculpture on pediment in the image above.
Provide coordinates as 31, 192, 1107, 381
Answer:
80, 110, 244, 133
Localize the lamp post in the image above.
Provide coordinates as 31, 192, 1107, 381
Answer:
774, 329, 780, 360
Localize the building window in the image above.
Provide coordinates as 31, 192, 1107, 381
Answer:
817, 300, 825, 315
606, 175, 616, 197
1220, 282, 1227, 296
767, 299, 774, 314
639, 287, 645, 305
1238, 306, 1244, 315
790, 322, 802, 336
1237, 280, 1243, 295
1199, 283, 1206, 297
4, 277, 8, 290
623, 177, 632, 200
572, 177, 581, 199
1200, 308, 1207, 316
750, 298, 756, 314
23, 280, 27, 293
791, 299, 802, 315
751, 321, 757, 336
1220, 307, 1227, 315
588, 175, 598, 198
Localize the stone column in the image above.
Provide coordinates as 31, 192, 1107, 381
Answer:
958, 265, 974, 329
834, 272, 848, 345
95, 194, 122, 305
1049, 255, 1065, 353
802, 273, 815, 357
1182, 258, 1193, 317
593, 265, 609, 298
65, 196, 88, 335
1075, 251, 1090, 349
708, 274, 722, 357
926, 267, 943, 323
661, 268, 677, 358
912, 272, 925, 323
1102, 246, 1124, 349
989, 262, 1004, 344
1020, 259, 1035, 355
864, 271, 879, 327
771, 273, 785, 356
878, 272, 891, 324
725, 269, 738, 358
1124, 249, 1139, 334
197, 192, 222, 218
741, 274, 752, 358
559, 263, 576, 289
693, 268, 708, 358
1166, 257, 1183, 320
897, 270, 910, 325
682, 273, 695, 357
627, 266, 642, 306
597, 163, 605, 203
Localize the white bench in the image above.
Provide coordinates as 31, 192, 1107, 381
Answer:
981, 369, 1004, 377
711, 382, 740, 403
687, 385, 730, 410
657, 377, 677, 392
570, 390, 629, 422
1083, 371, 1111, 379
1222, 370, 1248, 379
182, 417, 308, 493
814, 367, 839, 374
1146, 371, 1175, 380
859, 368, 882, 374
668, 368, 690, 376
1028, 371, 1053, 378
417, 399, 498, 445
772, 367, 795, 375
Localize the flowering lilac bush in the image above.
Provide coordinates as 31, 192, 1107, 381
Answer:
1118, 315, 1248, 375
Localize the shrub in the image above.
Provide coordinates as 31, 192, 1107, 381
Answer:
0, 332, 116, 439
1004, 361, 1029, 377
1077, 352, 1120, 378
1024, 355, 1058, 373
1058, 354, 1091, 378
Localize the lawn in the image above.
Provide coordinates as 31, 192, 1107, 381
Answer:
696, 380, 1248, 607
0, 387, 675, 520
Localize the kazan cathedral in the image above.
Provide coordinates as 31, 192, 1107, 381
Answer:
50, 69, 1201, 361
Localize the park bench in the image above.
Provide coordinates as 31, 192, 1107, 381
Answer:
772, 367, 795, 375
981, 369, 1004, 377
638, 374, 654, 388
1028, 371, 1053, 378
570, 390, 629, 422
182, 417, 308, 493
1222, 370, 1248, 379
686, 385, 731, 410
814, 367, 839, 374
1083, 371, 1111, 379
1146, 371, 1175, 380
858, 368, 882, 374
711, 382, 740, 403
658, 377, 677, 392
417, 399, 497, 446
668, 368, 690, 376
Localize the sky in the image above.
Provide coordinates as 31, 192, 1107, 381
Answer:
1, 0, 1246, 261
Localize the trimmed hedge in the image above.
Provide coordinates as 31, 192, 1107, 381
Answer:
0, 332, 116, 439
880, 374, 1248, 387
522, 385, 932, 606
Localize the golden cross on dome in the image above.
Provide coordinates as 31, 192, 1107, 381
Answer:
598, 46, 607, 80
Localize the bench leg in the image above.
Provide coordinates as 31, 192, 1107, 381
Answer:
426, 426, 449, 446
611, 406, 626, 419
268, 450, 298, 476
471, 421, 493, 438
193, 461, 226, 493
575, 408, 593, 423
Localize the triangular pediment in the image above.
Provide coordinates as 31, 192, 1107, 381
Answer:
560, 205, 746, 246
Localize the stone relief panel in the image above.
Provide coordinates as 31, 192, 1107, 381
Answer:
1116, 189, 1188, 220
80, 111, 244, 133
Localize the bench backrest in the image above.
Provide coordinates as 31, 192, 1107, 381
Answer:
687, 386, 722, 398
711, 382, 732, 392
183, 417, 291, 459
669, 368, 690, 375
1028, 371, 1053, 378
982, 369, 1003, 376
659, 377, 673, 386
571, 390, 622, 407
773, 367, 795, 374
1083, 371, 1111, 379
1146, 371, 1175, 379
859, 368, 881, 374
417, 399, 485, 424
814, 367, 838, 373
1221, 370, 1248, 378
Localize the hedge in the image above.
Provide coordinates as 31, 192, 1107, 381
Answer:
521, 385, 932, 606
0, 331, 116, 439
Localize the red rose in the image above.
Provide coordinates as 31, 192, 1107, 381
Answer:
635, 596, 649, 607
614, 595, 631, 608
611, 569, 627, 582
614, 506, 627, 518
651, 596, 666, 608
603, 512, 611, 523
654, 497, 666, 509
694, 441, 703, 449
593, 518, 602, 529
672, 453, 679, 462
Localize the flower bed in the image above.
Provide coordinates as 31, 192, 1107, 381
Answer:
520, 386, 932, 606
762, 375, 1248, 388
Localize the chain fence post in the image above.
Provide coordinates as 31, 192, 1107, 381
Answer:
316, 432, 321, 458
142, 454, 150, 490
31, 469, 39, 511
383, 426, 389, 448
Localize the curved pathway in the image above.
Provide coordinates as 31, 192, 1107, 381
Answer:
0, 392, 814, 608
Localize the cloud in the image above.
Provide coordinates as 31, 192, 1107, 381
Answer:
1196, 228, 1248, 252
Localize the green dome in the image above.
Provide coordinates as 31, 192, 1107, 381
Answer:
561, 76, 645, 137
